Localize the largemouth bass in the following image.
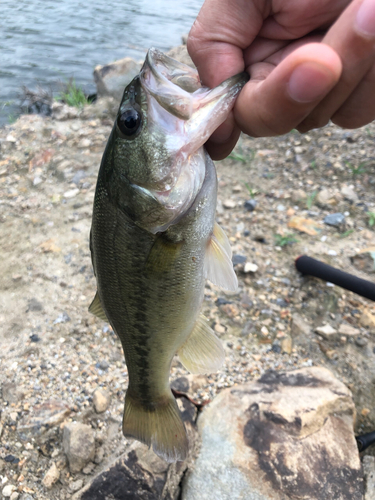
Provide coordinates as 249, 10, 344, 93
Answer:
89, 48, 248, 462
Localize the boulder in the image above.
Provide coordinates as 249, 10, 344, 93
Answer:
166, 45, 194, 67
73, 398, 199, 500
182, 367, 363, 500
94, 57, 142, 101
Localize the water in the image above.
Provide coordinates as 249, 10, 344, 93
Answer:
0, 0, 203, 125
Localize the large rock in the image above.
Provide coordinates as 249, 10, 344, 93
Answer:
94, 57, 142, 101
182, 367, 363, 500
73, 398, 199, 500
63, 422, 95, 473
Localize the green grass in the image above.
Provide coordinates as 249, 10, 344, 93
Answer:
310, 160, 317, 170
57, 79, 89, 107
244, 182, 259, 198
368, 211, 375, 227
306, 190, 317, 210
228, 140, 254, 163
339, 229, 354, 238
345, 161, 367, 176
274, 233, 298, 247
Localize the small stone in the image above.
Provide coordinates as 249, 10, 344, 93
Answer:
361, 408, 371, 417
223, 199, 236, 209
359, 310, 375, 331
324, 213, 345, 227
214, 323, 226, 334
82, 462, 95, 475
232, 254, 247, 265
77, 138, 91, 149
291, 313, 311, 336
351, 250, 375, 274
292, 189, 307, 203
355, 337, 368, 347
315, 324, 337, 339
261, 326, 269, 336
2, 485, 16, 498
338, 324, 360, 336
244, 199, 257, 211
276, 204, 286, 211
63, 422, 95, 473
93, 389, 110, 413
42, 462, 60, 489
69, 479, 83, 492
281, 336, 293, 354
10, 492, 19, 500
63, 188, 79, 199
317, 189, 335, 207
341, 185, 358, 203
244, 262, 258, 273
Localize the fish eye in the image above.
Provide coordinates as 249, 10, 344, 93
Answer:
117, 106, 142, 138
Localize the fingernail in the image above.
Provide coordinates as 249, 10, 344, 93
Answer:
356, 0, 375, 38
288, 63, 334, 103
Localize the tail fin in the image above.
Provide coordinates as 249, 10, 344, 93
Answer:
122, 391, 189, 463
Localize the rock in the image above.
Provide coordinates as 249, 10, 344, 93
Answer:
363, 455, 375, 500
291, 313, 311, 336
63, 423, 95, 473
288, 216, 321, 236
182, 367, 363, 500
1, 382, 20, 403
341, 185, 358, 203
77, 138, 91, 149
223, 199, 236, 209
2, 485, 16, 498
244, 199, 257, 212
63, 188, 79, 199
232, 254, 247, 265
73, 398, 198, 500
244, 262, 258, 273
316, 189, 336, 207
281, 336, 293, 354
92, 389, 110, 413
324, 213, 346, 227
355, 337, 368, 347
94, 57, 142, 101
18, 399, 70, 434
166, 45, 195, 67
291, 189, 307, 203
69, 479, 84, 492
315, 324, 337, 339
359, 310, 375, 331
10, 492, 19, 500
51, 101, 80, 120
351, 248, 375, 274
42, 462, 60, 489
338, 323, 360, 336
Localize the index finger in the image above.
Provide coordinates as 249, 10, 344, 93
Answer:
187, 0, 264, 87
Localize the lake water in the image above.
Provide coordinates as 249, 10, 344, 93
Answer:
0, 0, 204, 125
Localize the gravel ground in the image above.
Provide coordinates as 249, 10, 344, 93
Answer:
1, 100, 375, 499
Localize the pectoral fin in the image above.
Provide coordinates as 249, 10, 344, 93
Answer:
88, 292, 108, 322
178, 314, 225, 374
204, 222, 238, 291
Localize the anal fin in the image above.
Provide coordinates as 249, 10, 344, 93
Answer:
204, 221, 238, 291
88, 291, 108, 322
178, 314, 225, 374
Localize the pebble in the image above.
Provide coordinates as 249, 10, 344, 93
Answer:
223, 199, 236, 209
2, 485, 16, 498
244, 262, 258, 273
355, 337, 368, 347
63, 422, 95, 473
324, 213, 345, 227
42, 462, 60, 489
93, 389, 110, 413
244, 199, 257, 212
69, 479, 83, 492
315, 324, 337, 339
77, 138, 91, 149
63, 188, 80, 199
232, 254, 247, 265
338, 324, 360, 336
281, 336, 293, 354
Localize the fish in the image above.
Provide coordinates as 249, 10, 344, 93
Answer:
89, 48, 248, 462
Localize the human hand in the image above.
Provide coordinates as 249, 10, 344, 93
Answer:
188, 0, 375, 159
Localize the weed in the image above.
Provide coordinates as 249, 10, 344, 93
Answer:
274, 233, 298, 247
368, 211, 375, 227
244, 182, 259, 198
228, 139, 254, 163
310, 160, 317, 170
57, 79, 89, 107
306, 190, 317, 210
339, 229, 354, 238
345, 161, 367, 176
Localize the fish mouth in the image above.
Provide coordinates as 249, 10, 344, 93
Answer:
137, 48, 249, 230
